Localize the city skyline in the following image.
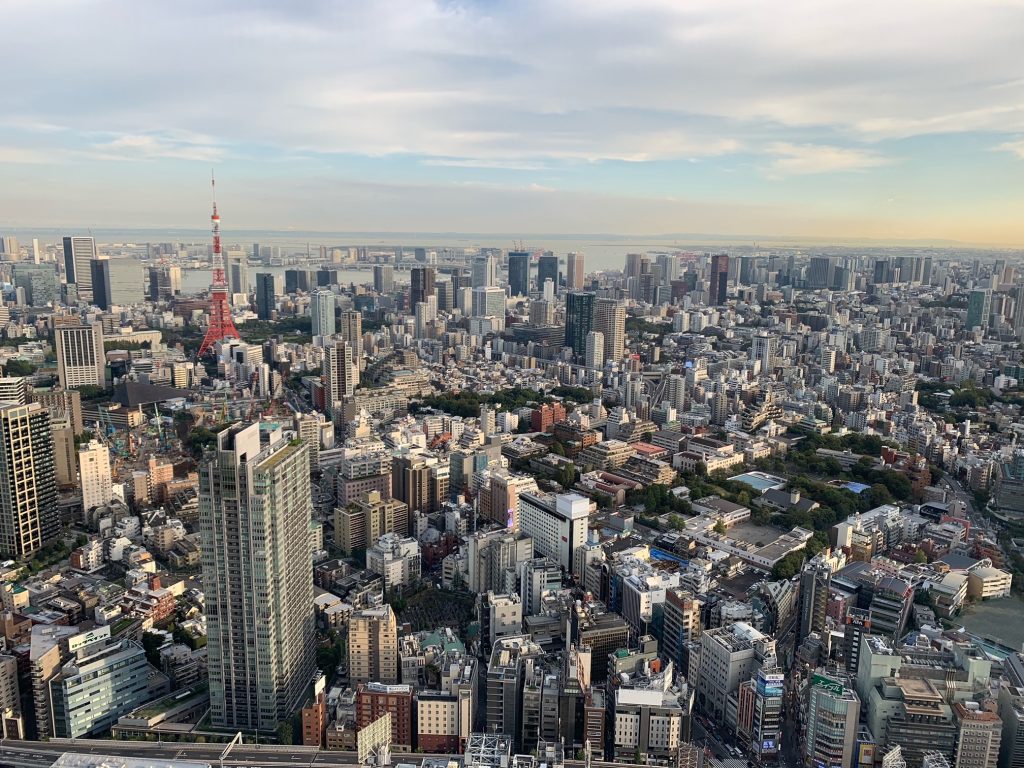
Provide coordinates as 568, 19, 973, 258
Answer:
3, 1, 1024, 245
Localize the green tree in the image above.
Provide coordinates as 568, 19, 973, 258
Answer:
74, 384, 108, 400
713, 519, 727, 535
914, 549, 928, 564
3, 359, 36, 376
276, 720, 294, 745
772, 550, 807, 580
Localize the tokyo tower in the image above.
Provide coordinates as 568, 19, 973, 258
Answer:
197, 173, 240, 357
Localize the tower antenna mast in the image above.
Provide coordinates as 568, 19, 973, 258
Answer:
197, 172, 241, 357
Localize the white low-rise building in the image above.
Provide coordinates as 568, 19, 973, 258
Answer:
967, 564, 1013, 600
366, 533, 421, 593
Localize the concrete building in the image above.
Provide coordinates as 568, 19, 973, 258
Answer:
0, 654, 22, 739
486, 636, 543, 750
593, 297, 626, 362
0, 377, 27, 405
198, 422, 316, 732
519, 492, 593, 578
585, 330, 605, 371
566, 252, 585, 291
357, 682, 414, 750
613, 668, 690, 762
662, 589, 703, 675
467, 528, 533, 594
62, 236, 97, 301
366, 533, 421, 592
78, 439, 112, 514
0, 402, 58, 559
55, 324, 105, 389
348, 603, 399, 685
311, 290, 336, 337
335, 491, 408, 555
482, 592, 523, 648
50, 629, 161, 738
694, 622, 775, 724
804, 670, 861, 768
91, 257, 144, 308
953, 701, 1001, 768
324, 340, 358, 420
255, 272, 276, 320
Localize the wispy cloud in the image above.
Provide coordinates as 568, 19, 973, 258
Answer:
421, 158, 549, 171
91, 133, 225, 162
995, 139, 1024, 160
764, 143, 893, 177
0, 146, 54, 164
3, 1, 1021, 165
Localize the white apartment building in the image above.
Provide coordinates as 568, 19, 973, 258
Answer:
78, 440, 112, 513
519, 492, 593, 578
367, 533, 421, 592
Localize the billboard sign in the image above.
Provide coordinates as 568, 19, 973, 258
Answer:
811, 674, 845, 697
757, 672, 785, 697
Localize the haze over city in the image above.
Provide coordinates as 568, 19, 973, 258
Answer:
3, 1, 1024, 245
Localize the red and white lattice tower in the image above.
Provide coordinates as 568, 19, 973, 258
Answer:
197, 173, 240, 357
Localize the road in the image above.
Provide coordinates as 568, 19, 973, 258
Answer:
0, 740, 719, 768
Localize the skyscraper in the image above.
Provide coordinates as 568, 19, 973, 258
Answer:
807, 256, 837, 289
199, 422, 316, 732
564, 291, 596, 357
507, 251, 530, 297
593, 298, 625, 363
13, 263, 59, 307
566, 252, 585, 290
966, 289, 991, 330
311, 291, 336, 337
0, 402, 58, 559
227, 255, 248, 300
585, 331, 605, 371
62, 236, 97, 301
537, 254, 559, 292
798, 557, 832, 641
324, 340, 357, 419
0, 236, 20, 261
472, 254, 495, 288
373, 264, 394, 294
1014, 284, 1024, 341
709, 253, 729, 306
340, 310, 363, 369
255, 272, 276, 321
410, 266, 435, 308
472, 286, 506, 319
55, 324, 105, 389
90, 258, 143, 310
624, 253, 643, 281
148, 265, 181, 301
78, 440, 112, 514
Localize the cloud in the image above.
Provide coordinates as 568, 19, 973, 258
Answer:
2, 0, 1021, 167
0, 146, 54, 164
996, 139, 1024, 160
421, 159, 549, 171
764, 143, 893, 177
91, 133, 225, 162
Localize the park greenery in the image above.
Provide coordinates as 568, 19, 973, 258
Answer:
411, 385, 593, 419
3, 358, 36, 376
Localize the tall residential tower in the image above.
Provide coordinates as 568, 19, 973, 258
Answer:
199, 422, 316, 732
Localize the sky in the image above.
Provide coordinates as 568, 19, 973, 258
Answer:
2, 0, 1024, 245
